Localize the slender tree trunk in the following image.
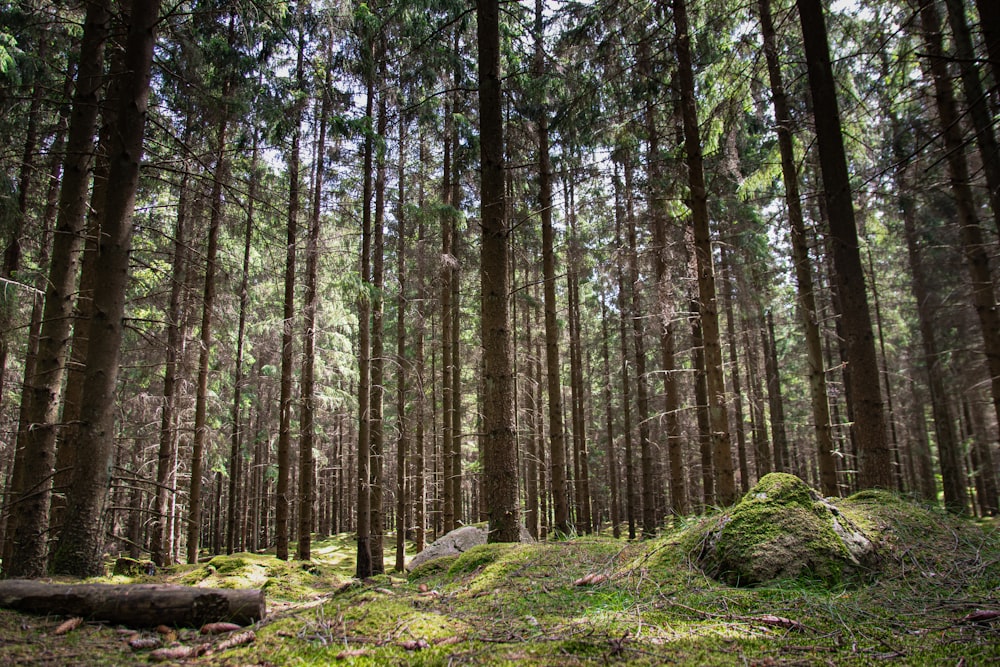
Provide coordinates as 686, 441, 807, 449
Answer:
758, 0, 837, 495
691, 301, 713, 508
187, 77, 231, 565
798, 0, 891, 489
478, 0, 519, 542
944, 0, 1000, 237
613, 159, 637, 539
355, 56, 375, 578
440, 91, 455, 535
524, 287, 539, 539
298, 72, 329, 561
744, 316, 772, 478
4, 0, 109, 578
395, 111, 409, 572
720, 247, 749, 494
227, 135, 258, 555
973, 0, 1000, 97
370, 83, 387, 574
450, 156, 462, 530
150, 154, 191, 567
915, 0, 1000, 452
537, 44, 569, 537
414, 136, 427, 554
49, 0, 160, 576
764, 310, 790, 472
277, 33, 306, 562
624, 158, 656, 537
674, 0, 735, 504
600, 299, 622, 537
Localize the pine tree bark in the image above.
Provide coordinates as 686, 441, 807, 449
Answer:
4, 0, 109, 578
613, 158, 637, 539
227, 135, 258, 555
797, 0, 891, 489
188, 76, 231, 565
944, 0, 1000, 237
536, 26, 569, 536
298, 73, 329, 561
600, 299, 622, 536
355, 57, 375, 579
915, 0, 1000, 464
764, 310, 790, 472
478, 0, 519, 542
567, 190, 591, 534
673, 0, 735, 505
973, 0, 1000, 96
369, 83, 387, 574
150, 157, 191, 567
413, 136, 428, 554
624, 157, 656, 537
49, 0, 160, 576
720, 247, 750, 494
394, 111, 409, 572
758, 0, 837, 496
440, 91, 455, 535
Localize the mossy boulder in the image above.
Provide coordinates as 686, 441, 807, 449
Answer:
691, 473, 877, 587
406, 524, 534, 572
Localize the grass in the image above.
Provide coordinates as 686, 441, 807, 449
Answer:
1, 495, 998, 665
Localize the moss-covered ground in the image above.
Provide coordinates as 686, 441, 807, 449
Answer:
1, 493, 998, 665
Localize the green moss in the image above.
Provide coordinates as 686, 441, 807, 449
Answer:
692, 474, 875, 587
206, 555, 248, 574
448, 543, 518, 576
746, 472, 819, 507
408, 554, 458, 581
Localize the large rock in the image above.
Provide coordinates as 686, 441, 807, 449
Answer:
691, 473, 877, 587
406, 524, 533, 572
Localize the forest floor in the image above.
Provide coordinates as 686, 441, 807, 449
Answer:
1, 495, 998, 666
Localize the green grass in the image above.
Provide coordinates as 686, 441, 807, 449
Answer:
1, 497, 998, 666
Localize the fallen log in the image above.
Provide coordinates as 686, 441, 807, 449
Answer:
0, 580, 265, 627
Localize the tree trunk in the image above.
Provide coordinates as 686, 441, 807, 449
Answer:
691, 301, 713, 508
370, 81, 387, 574
276, 32, 306, 562
414, 136, 427, 555
720, 247, 749, 494
944, 0, 1000, 238
150, 136, 192, 567
613, 158, 637, 539
188, 76, 231, 565
624, 156, 656, 537
536, 16, 569, 536
48, 0, 160, 576
355, 54, 375, 578
395, 110, 410, 572
440, 90, 455, 536
600, 299, 622, 536
227, 134, 258, 555
673, 0, 735, 505
478, 0, 519, 543
764, 310, 790, 473
298, 70, 329, 561
3, 0, 109, 579
915, 0, 1000, 455
797, 0, 891, 489
0, 580, 264, 627
758, 0, 837, 496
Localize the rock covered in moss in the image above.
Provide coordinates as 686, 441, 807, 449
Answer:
692, 473, 876, 587
406, 524, 533, 572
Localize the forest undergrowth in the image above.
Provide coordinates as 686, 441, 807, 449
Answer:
1, 495, 998, 666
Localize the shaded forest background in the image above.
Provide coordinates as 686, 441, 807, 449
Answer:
0, 0, 998, 579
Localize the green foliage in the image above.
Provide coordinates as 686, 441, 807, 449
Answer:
0, 32, 16, 76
